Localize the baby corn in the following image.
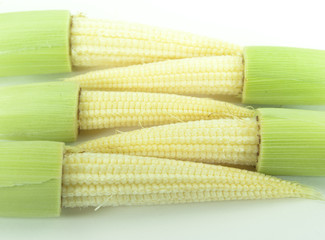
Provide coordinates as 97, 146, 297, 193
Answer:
0, 82, 253, 142
79, 91, 254, 130
1, 141, 322, 217
71, 15, 242, 68
73, 108, 325, 176
66, 56, 244, 96
62, 153, 321, 208
70, 118, 259, 166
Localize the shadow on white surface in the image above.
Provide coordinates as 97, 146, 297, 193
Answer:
61, 198, 320, 218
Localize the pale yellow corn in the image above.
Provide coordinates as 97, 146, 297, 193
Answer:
70, 118, 259, 166
71, 15, 242, 68
62, 153, 321, 208
66, 56, 244, 96
79, 91, 254, 130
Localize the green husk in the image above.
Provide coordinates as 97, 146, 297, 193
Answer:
257, 108, 325, 176
0, 10, 71, 77
243, 46, 325, 105
0, 82, 79, 142
0, 141, 64, 217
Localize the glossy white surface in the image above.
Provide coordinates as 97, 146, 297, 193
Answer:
1, 0, 325, 239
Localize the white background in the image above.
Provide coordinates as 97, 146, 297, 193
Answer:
1, 0, 325, 239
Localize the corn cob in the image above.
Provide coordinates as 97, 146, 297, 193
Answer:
79, 90, 254, 130
1, 11, 242, 77
1, 141, 322, 217
73, 108, 325, 176
0, 81, 254, 141
67, 46, 325, 105
71, 118, 259, 166
62, 152, 321, 208
66, 56, 244, 96
71, 15, 242, 68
